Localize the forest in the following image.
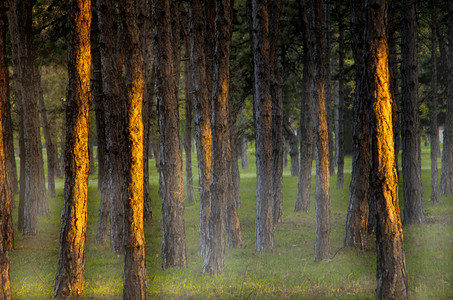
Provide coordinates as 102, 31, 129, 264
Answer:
0, 0, 452, 299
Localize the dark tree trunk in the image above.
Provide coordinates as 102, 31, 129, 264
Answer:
335, 6, 345, 190
0, 2, 13, 252
344, 0, 369, 249
189, 0, 212, 258
153, 0, 187, 268
53, 0, 91, 296
120, 1, 148, 297
430, 6, 440, 205
365, 1, 409, 298
295, 0, 314, 213
92, 43, 110, 244
400, 0, 424, 224
36, 68, 57, 198
183, 41, 194, 205
241, 136, 248, 169
324, 0, 335, 177
251, 0, 274, 253
440, 1, 453, 197
228, 131, 243, 248
14, 0, 49, 233
97, 0, 125, 253
284, 125, 299, 177
203, 0, 233, 275
143, 69, 155, 221
313, 0, 330, 262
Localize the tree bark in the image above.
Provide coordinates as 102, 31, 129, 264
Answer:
335, 5, 345, 190
53, 0, 91, 296
228, 130, 243, 248
14, 0, 49, 234
430, 6, 440, 205
295, 0, 314, 213
365, 1, 409, 298
344, 0, 369, 249
283, 122, 299, 177
241, 136, 248, 169
120, 1, 148, 297
153, 0, 187, 268
189, 0, 212, 258
400, 0, 424, 224
251, 0, 274, 253
97, 0, 126, 253
183, 40, 194, 205
440, 1, 453, 197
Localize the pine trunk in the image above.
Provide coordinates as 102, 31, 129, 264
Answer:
283, 122, 299, 177
430, 7, 439, 205
153, 0, 187, 268
184, 42, 194, 205
400, 0, 424, 224
53, 0, 91, 296
295, 0, 314, 213
228, 133, 243, 248
241, 136, 248, 169
335, 6, 345, 190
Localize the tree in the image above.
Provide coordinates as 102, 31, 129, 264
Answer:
119, 0, 148, 297
295, 0, 314, 213
344, 0, 369, 250
365, 0, 408, 297
183, 40, 194, 206
152, 0, 187, 268
440, 1, 453, 197
251, 0, 275, 252
312, 0, 330, 261
188, 0, 212, 258
400, 0, 425, 224
335, 4, 345, 190
53, 0, 91, 296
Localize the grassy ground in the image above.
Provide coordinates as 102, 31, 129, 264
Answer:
8, 145, 453, 299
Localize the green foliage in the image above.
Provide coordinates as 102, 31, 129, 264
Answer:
8, 145, 453, 299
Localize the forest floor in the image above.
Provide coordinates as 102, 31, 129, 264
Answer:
8, 145, 453, 299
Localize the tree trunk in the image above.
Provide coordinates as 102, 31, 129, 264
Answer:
440, 1, 453, 197
92, 44, 110, 244
430, 6, 439, 205
241, 136, 248, 169
183, 40, 194, 205
36, 68, 57, 198
188, 0, 212, 258
97, 0, 126, 253
335, 6, 345, 190
295, 0, 314, 213
251, 0, 274, 253
400, 0, 424, 224
282, 120, 299, 177
344, 0, 369, 250
143, 69, 155, 221
53, 0, 91, 296
120, 1, 148, 297
0, 240, 11, 299
153, 0, 187, 268
14, 0, 48, 234
228, 132, 243, 248
365, 1, 409, 298
313, 0, 330, 262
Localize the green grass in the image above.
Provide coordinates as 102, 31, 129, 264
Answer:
8, 145, 453, 299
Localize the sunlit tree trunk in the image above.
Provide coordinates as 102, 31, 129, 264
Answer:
97, 0, 125, 253
430, 6, 439, 205
14, 0, 49, 233
251, 0, 274, 252
153, 0, 187, 268
365, 1, 408, 298
440, 1, 453, 197
53, 0, 91, 296
295, 0, 314, 213
400, 0, 424, 224
335, 5, 345, 190
188, 0, 212, 258
119, 1, 148, 297
344, 0, 369, 250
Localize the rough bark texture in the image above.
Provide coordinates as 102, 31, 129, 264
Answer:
0, 239, 10, 300
14, 0, 49, 234
295, 0, 314, 213
365, 1, 409, 298
120, 1, 148, 297
183, 42, 194, 205
227, 131, 243, 248
344, 0, 369, 249
251, 0, 274, 252
440, 1, 453, 197
153, 0, 187, 269
189, 0, 212, 258
430, 7, 439, 205
312, 0, 331, 262
400, 0, 424, 224
97, 0, 125, 252
203, 0, 233, 275
335, 6, 345, 190
53, 0, 91, 296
